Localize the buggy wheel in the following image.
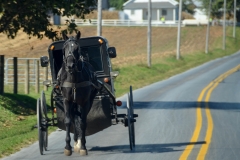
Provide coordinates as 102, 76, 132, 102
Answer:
37, 98, 44, 155
129, 86, 135, 148
41, 91, 48, 151
127, 89, 136, 150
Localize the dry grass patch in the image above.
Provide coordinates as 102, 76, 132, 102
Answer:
83, 10, 119, 19
0, 26, 224, 67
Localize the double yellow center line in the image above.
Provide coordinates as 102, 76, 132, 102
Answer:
180, 64, 240, 160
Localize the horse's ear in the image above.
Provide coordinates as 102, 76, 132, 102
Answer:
62, 32, 69, 40
76, 31, 81, 40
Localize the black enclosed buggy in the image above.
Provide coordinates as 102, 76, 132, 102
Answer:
36, 36, 138, 155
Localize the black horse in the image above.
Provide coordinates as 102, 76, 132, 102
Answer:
59, 31, 97, 156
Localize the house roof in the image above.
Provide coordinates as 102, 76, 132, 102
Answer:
123, 0, 179, 9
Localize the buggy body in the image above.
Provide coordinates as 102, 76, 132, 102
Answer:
48, 36, 118, 135
37, 36, 137, 155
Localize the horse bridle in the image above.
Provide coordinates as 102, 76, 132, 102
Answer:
62, 37, 84, 73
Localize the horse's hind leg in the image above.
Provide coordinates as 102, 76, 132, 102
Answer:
63, 99, 72, 156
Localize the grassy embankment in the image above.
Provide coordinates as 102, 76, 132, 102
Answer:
1, 26, 240, 158
113, 27, 240, 95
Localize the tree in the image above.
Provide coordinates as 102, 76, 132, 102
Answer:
109, 0, 128, 10
0, 0, 97, 40
198, 0, 240, 21
176, 0, 197, 14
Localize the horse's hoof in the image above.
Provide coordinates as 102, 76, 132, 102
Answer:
80, 149, 88, 156
64, 149, 72, 156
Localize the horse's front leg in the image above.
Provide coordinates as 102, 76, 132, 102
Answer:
80, 106, 88, 156
74, 105, 88, 156
73, 105, 81, 153
63, 98, 72, 156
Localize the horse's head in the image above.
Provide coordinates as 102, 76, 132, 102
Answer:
62, 31, 83, 74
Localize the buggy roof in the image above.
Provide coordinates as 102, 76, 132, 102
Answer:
48, 36, 109, 51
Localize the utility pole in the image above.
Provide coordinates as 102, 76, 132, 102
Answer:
147, 0, 152, 67
97, 0, 102, 36
233, 0, 236, 38
205, 0, 212, 54
176, 0, 182, 60
223, 0, 226, 50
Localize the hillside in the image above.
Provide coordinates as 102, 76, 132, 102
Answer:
0, 26, 223, 67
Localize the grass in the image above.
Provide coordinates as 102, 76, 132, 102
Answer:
0, 26, 240, 158
0, 93, 37, 156
0, 89, 53, 157
114, 28, 240, 96
113, 52, 233, 96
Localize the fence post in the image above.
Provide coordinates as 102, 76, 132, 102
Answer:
13, 57, 18, 94
44, 67, 48, 91
25, 60, 29, 94
0, 55, 4, 95
5, 58, 8, 85
35, 60, 39, 93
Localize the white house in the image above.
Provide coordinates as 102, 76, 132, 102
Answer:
193, 8, 207, 20
123, 0, 179, 21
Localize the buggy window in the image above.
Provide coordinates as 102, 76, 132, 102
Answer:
52, 49, 63, 79
81, 46, 103, 71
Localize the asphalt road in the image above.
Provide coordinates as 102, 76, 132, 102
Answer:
2, 51, 240, 160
